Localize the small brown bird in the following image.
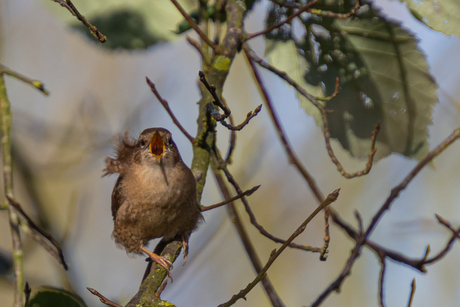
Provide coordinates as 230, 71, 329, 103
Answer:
103, 128, 202, 278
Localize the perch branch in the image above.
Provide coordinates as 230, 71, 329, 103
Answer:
218, 189, 340, 307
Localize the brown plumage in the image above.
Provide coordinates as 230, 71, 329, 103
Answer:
103, 128, 202, 278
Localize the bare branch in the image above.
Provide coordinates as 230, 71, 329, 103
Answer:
244, 44, 380, 179
407, 279, 416, 307
214, 150, 322, 252
62, 0, 106, 43
211, 161, 286, 307
87, 288, 123, 307
246, 0, 319, 40
146, 77, 195, 143
171, 0, 217, 50
378, 256, 386, 307
219, 104, 262, 131
7, 197, 68, 270
201, 185, 261, 211
0, 64, 49, 95
218, 189, 340, 307
199, 71, 230, 118
311, 127, 460, 306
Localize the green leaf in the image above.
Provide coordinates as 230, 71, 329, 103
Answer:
26, 286, 87, 307
265, 39, 324, 124
402, 0, 460, 37
263, 2, 438, 161
264, 5, 325, 124
327, 14, 438, 160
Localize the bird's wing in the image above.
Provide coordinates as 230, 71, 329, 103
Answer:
111, 176, 125, 220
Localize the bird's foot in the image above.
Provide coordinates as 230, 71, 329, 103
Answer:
181, 234, 189, 266
141, 246, 173, 282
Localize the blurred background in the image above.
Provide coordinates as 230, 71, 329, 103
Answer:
0, 0, 459, 306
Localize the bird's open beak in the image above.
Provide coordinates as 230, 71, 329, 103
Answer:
149, 130, 165, 163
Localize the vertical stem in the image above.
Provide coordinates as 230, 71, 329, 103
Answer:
0, 74, 24, 307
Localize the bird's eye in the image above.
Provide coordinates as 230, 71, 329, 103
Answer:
140, 139, 147, 147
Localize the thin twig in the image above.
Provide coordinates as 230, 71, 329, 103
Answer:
146, 77, 195, 143
378, 255, 386, 307
407, 279, 416, 307
434, 214, 460, 240
0, 64, 49, 95
171, 0, 217, 50
246, 0, 319, 40
315, 77, 339, 101
64, 0, 106, 43
243, 48, 328, 257
87, 288, 123, 307
309, 0, 361, 19
244, 44, 381, 179
201, 185, 261, 211
7, 196, 68, 270
211, 160, 286, 307
214, 149, 322, 252
218, 189, 340, 307
223, 97, 237, 164
311, 127, 460, 306
199, 71, 230, 118
186, 35, 211, 68
219, 104, 262, 131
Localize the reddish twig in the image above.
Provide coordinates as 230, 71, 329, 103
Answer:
311, 127, 460, 306
223, 97, 237, 164
171, 0, 218, 50
146, 77, 195, 143
87, 287, 123, 307
218, 189, 340, 307
246, 0, 319, 40
63, 0, 106, 43
199, 71, 231, 118
211, 162, 285, 307
213, 150, 322, 252
219, 104, 262, 131
244, 44, 381, 179
407, 279, 416, 307
7, 197, 68, 270
378, 255, 386, 307
243, 47, 329, 257
201, 185, 261, 211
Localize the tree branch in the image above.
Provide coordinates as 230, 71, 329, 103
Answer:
218, 189, 340, 307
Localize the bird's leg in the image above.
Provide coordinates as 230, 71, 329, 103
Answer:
181, 234, 189, 265
140, 246, 173, 281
